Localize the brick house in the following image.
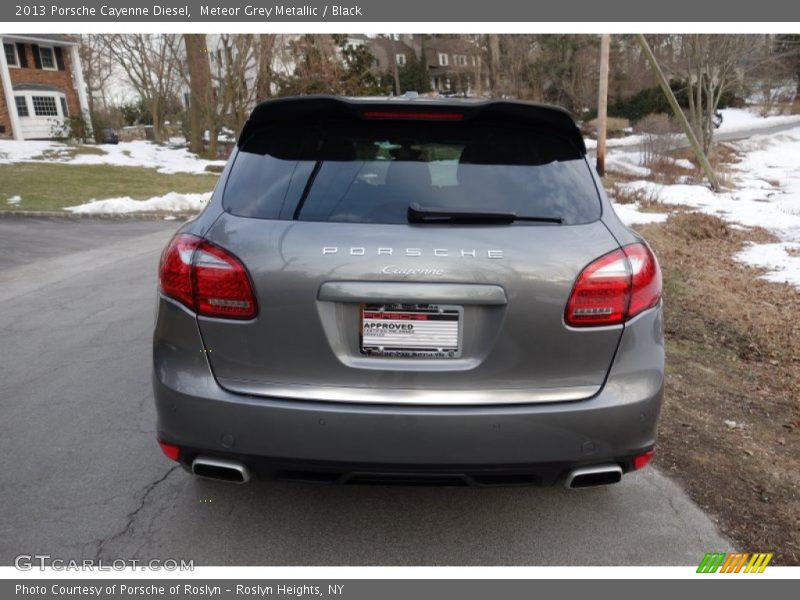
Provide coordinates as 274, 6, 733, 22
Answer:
0, 34, 91, 140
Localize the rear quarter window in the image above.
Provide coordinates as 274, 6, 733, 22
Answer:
223, 123, 601, 225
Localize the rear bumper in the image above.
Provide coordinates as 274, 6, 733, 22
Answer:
153, 300, 664, 484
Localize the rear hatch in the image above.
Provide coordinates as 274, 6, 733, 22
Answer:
197, 97, 623, 404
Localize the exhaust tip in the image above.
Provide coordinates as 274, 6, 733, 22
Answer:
564, 465, 623, 489
192, 456, 250, 484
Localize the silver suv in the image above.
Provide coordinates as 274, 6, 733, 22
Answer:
153, 95, 664, 488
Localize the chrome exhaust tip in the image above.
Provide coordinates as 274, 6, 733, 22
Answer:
192, 456, 250, 484
564, 464, 623, 489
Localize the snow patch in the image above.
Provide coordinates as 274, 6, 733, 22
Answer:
717, 108, 800, 134
606, 155, 652, 177
0, 140, 66, 163
64, 192, 212, 214
610, 202, 669, 226
0, 139, 225, 175
735, 242, 800, 287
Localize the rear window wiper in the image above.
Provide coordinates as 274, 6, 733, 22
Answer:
407, 203, 563, 225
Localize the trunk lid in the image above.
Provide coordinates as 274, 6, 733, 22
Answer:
197, 214, 623, 404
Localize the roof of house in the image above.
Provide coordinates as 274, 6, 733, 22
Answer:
367, 37, 416, 56
425, 38, 475, 54
2, 34, 78, 46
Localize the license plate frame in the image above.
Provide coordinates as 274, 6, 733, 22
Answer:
360, 303, 463, 359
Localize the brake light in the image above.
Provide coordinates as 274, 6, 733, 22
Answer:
158, 439, 180, 461
361, 110, 464, 121
565, 243, 661, 327
159, 233, 257, 320
633, 449, 655, 470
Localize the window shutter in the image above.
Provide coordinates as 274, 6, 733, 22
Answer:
16, 43, 28, 68
55, 47, 65, 71
32, 44, 41, 69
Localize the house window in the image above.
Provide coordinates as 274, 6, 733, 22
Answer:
454, 55, 467, 67
60, 97, 69, 118
38, 46, 56, 70
31, 96, 58, 116
396, 54, 406, 66
438, 53, 449, 66
4, 43, 19, 68
14, 96, 29, 117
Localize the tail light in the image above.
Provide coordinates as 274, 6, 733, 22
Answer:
633, 449, 655, 470
159, 233, 257, 320
158, 439, 180, 461
565, 242, 661, 327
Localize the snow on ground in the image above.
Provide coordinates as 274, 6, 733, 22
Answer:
0, 139, 225, 175
735, 243, 800, 287
0, 140, 62, 163
585, 107, 800, 150
716, 107, 800, 134
610, 202, 668, 226
612, 126, 800, 288
64, 192, 212, 214
605, 156, 652, 178
584, 135, 643, 150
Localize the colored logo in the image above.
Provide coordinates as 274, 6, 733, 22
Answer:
697, 552, 773, 573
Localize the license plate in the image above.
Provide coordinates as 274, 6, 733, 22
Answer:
360, 304, 462, 358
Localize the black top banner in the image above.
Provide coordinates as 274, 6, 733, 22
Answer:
3, 0, 800, 22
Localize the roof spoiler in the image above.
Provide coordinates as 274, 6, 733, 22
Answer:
238, 95, 586, 154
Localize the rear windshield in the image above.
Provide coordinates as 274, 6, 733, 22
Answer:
224, 123, 600, 225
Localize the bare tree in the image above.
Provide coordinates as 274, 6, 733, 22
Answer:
78, 35, 114, 117
100, 34, 183, 142
278, 35, 347, 95
254, 34, 280, 102
210, 35, 260, 142
497, 35, 538, 99
666, 35, 761, 154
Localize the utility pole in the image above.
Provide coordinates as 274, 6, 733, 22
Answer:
635, 34, 721, 192
596, 34, 611, 177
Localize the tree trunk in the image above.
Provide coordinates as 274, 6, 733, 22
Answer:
184, 34, 213, 156
488, 34, 500, 95
150, 99, 162, 143
255, 35, 276, 102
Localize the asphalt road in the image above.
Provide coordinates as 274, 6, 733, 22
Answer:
0, 217, 733, 566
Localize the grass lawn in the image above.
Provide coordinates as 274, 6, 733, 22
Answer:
0, 163, 218, 212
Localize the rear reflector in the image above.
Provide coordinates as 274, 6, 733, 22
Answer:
159, 233, 258, 320
633, 449, 655, 470
158, 439, 180, 461
565, 242, 661, 327
361, 110, 464, 121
